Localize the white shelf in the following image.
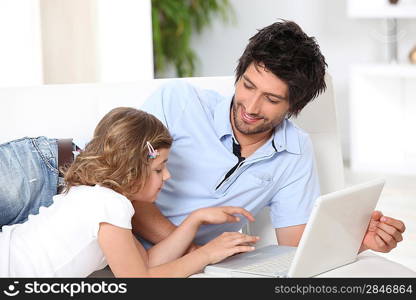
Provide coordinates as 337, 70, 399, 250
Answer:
351, 64, 416, 78
348, 0, 416, 18
349, 63, 416, 175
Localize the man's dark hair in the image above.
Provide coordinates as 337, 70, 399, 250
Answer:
235, 20, 327, 117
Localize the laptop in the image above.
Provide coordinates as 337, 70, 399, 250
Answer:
203, 179, 385, 278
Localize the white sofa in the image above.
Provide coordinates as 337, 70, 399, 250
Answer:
0, 75, 344, 244
1, 76, 414, 277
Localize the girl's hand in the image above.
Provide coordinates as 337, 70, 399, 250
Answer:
191, 206, 255, 225
198, 232, 260, 264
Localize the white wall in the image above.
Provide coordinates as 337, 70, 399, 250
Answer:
0, 0, 153, 86
41, 0, 153, 84
189, 0, 416, 162
40, 0, 99, 84
96, 0, 154, 82
0, 0, 43, 87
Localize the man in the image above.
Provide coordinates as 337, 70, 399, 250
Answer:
134, 20, 405, 254
0, 21, 405, 255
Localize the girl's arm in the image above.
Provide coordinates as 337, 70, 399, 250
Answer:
98, 206, 258, 277
146, 206, 256, 266
98, 222, 258, 277
99, 223, 150, 276
145, 214, 199, 266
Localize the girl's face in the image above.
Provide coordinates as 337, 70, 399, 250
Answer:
130, 148, 171, 202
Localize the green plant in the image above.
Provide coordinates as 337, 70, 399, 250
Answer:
151, 0, 234, 78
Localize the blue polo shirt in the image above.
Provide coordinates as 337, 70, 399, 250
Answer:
141, 81, 320, 245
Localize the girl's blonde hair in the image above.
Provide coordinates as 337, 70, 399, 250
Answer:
63, 107, 172, 198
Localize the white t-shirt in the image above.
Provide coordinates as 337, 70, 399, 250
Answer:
0, 185, 134, 277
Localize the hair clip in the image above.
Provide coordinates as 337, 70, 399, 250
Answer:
146, 141, 160, 159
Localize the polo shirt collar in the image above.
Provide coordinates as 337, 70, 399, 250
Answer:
214, 94, 234, 140
273, 119, 301, 155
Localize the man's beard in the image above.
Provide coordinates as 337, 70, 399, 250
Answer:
232, 102, 285, 135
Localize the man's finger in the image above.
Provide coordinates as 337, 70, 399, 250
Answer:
371, 210, 383, 221
374, 234, 388, 251
376, 227, 397, 250
377, 222, 403, 242
367, 219, 379, 232
380, 216, 406, 233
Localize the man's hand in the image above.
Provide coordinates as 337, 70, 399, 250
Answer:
360, 211, 406, 253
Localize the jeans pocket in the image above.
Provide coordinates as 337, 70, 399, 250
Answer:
30, 137, 59, 175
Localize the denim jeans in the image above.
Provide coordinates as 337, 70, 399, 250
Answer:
0, 137, 59, 227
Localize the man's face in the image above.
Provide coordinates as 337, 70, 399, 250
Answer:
232, 63, 290, 136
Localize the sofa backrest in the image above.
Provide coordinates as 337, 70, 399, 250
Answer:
0, 76, 344, 245
0, 76, 233, 145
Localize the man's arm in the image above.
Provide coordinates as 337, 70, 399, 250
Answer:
131, 201, 176, 244
269, 134, 319, 247
275, 224, 306, 247
274, 212, 405, 253
130, 202, 207, 254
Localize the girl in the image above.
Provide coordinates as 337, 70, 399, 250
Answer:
0, 107, 258, 277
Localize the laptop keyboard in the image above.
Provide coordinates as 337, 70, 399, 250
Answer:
239, 251, 296, 274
